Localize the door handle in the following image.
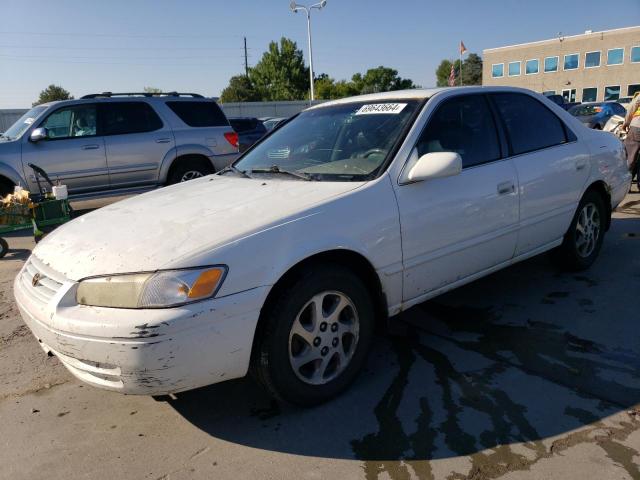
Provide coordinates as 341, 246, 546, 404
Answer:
81, 144, 100, 150
497, 181, 515, 195
155, 138, 171, 144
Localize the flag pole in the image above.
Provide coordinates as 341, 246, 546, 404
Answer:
460, 42, 463, 86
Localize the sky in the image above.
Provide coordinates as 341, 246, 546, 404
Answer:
1, 0, 639, 108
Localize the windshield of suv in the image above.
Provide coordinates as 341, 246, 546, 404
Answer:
2, 106, 47, 140
234, 100, 420, 181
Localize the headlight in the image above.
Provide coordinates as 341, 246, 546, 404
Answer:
76, 266, 227, 309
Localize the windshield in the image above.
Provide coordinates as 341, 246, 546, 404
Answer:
234, 100, 421, 181
2, 106, 47, 140
569, 104, 604, 116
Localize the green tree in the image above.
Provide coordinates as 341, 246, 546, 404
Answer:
351, 66, 416, 94
143, 86, 163, 94
250, 37, 309, 101
219, 75, 260, 102
33, 84, 73, 106
435, 53, 483, 87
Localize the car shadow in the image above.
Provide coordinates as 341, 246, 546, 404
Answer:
167, 217, 640, 469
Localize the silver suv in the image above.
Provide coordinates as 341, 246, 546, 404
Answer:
0, 92, 239, 197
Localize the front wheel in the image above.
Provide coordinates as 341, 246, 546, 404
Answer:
253, 264, 375, 406
552, 190, 606, 271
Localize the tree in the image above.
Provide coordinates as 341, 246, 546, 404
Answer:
351, 66, 416, 94
219, 75, 260, 102
249, 37, 309, 101
435, 53, 483, 87
143, 86, 163, 94
33, 85, 73, 106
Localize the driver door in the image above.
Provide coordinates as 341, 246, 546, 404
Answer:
21, 103, 109, 194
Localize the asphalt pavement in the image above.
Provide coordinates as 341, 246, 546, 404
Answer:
1, 192, 639, 480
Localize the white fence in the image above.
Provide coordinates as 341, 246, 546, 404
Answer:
0, 100, 326, 132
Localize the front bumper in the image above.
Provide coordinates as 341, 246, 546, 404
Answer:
14, 257, 267, 395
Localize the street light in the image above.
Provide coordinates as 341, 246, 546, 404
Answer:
290, 0, 327, 102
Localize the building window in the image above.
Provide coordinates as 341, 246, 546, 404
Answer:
508, 61, 521, 76
544, 56, 559, 72
525, 59, 539, 74
563, 53, 579, 70
492, 63, 504, 78
631, 46, 640, 63
607, 48, 624, 65
604, 85, 620, 100
542, 91, 556, 96
585, 51, 601, 68
628, 84, 640, 97
582, 87, 597, 102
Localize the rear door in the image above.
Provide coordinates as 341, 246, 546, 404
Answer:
101, 101, 174, 188
489, 92, 590, 255
21, 103, 109, 193
394, 93, 520, 300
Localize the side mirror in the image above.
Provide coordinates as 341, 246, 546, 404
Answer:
29, 127, 48, 143
406, 151, 462, 183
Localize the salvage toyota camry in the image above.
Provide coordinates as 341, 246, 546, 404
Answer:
14, 87, 630, 406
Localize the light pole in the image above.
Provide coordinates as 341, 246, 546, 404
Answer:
290, 0, 326, 102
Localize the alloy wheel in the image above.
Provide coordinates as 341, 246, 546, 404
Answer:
288, 291, 360, 385
575, 202, 601, 258
180, 170, 204, 182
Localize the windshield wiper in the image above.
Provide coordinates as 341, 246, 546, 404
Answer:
219, 165, 252, 178
250, 165, 313, 181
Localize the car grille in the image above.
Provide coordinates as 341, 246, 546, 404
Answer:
19, 255, 66, 304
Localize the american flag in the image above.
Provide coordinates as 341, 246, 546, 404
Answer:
448, 64, 456, 86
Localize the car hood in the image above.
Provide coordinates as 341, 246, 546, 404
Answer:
33, 175, 365, 280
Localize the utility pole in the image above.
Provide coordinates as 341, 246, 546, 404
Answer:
244, 37, 249, 77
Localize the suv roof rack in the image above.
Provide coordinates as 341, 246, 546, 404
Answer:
80, 92, 205, 99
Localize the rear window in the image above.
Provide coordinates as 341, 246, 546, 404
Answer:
101, 102, 163, 135
570, 104, 604, 116
166, 101, 228, 127
229, 118, 260, 132
491, 93, 568, 155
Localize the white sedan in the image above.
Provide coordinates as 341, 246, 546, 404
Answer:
14, 87, 630, 406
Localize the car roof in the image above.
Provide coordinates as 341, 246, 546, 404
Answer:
37, 96, 216, 108
306, 86, 555, 111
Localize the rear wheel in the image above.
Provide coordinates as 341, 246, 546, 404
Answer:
253, 264, 375, 406
552, 190, 606, 271
167, 157, 213, 185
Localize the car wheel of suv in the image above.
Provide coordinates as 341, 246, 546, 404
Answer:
552, 190, 606, 271
0, 177, 13, 197
167, 157, 213, 185
253, 264, 374, 406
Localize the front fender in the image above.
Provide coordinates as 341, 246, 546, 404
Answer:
0, 162, 27, 187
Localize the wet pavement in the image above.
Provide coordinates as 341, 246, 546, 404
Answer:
1, 193, 639, 479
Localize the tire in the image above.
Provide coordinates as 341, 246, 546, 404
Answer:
593, 124, 602, 130
167, 157, 213, 185
0, 238, 8, 258
552, 190, 607, 271
0, 178, 13, 197
253, 263, 375, 406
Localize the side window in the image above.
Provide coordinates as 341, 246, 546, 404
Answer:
416, 95, 501, 168
41, 105, 97, 139
166, 101, 228, 127
102, 102, 162, 136
491, 93, 567, 155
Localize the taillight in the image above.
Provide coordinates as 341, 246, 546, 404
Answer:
224, 131, 239, 148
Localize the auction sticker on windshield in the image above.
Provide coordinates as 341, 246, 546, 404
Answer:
355, 103, 407, 115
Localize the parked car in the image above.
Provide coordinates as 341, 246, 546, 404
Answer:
228, 117, 267, 152
15, 87, 630, 406
541, 94, 579, 111
562, 101, 581, 111
617, 97, 633, 109
0, 92, 239, 197
568, 102, 628, 129
262, 117, 288, 131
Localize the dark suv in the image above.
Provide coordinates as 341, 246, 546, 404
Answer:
0, 92, 239, 197
228, 117, 267, 152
